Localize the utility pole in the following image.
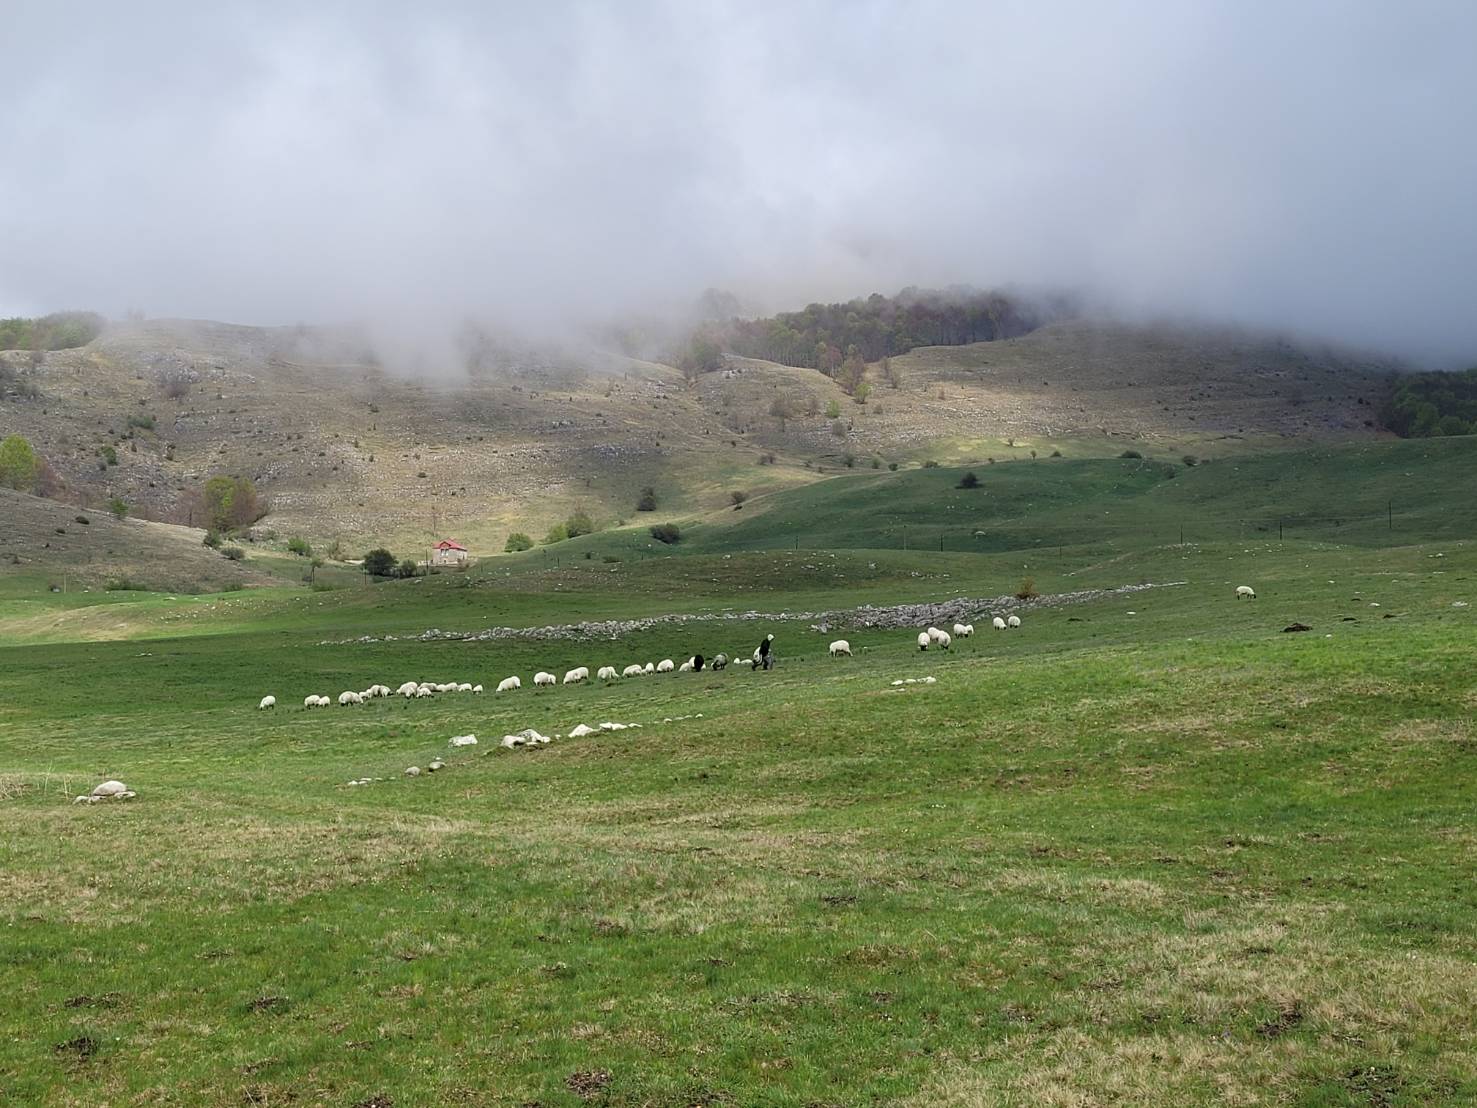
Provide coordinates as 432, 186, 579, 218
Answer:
1388, 499, 1393, 531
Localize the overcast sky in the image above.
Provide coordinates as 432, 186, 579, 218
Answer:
2, 1, 1474, 364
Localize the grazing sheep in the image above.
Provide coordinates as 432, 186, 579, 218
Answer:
414, 686, 434, 698
917, 632, 930, 651
534, 671, 557, 687
992, 616, 1007, 631
1006, 614, 1021, 628
927, 626, 948, 645
302, 694, 318, 708
622, 664, 644, 678
712, 653, 728, 670
563, 667, 588, 685
597, 666, 618, 681
369, 685, 391, 698
953, 622, 975, 637
338, 691, 363, 706
643, 662, 655, 675
678, 659, 694, 672
497, 676, 522, 693
936, 630, 952, 650
74, 779, 136, 803
456, 682, 474, 693
472, 684, 483, 694
1236, 585, 1257, 599
829, 639, 852, 657
656, 658, 675, 673
258, 695, 276, 710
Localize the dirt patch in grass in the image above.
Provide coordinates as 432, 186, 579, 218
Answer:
53, 1035, 99, 1061
1255, 998, 1305, 1038
246, 994, 289, 1014
565, 1069, 611, 1099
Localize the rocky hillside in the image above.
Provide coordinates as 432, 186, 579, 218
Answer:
0, 316, 1399, 555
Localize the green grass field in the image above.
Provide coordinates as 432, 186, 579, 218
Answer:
3, 437, 1476, 1105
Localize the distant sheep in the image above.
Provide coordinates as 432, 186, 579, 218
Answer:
643, 662, 655, 675
829, 639, 852, 657
472, 684, 483, 694
678, 659, 694, 672
414, 686, 434, 698
927, 627, 948, 645
497, 676, 522, 693
1007, 615, 1021, 628
397, 681, 419, 697
917, 632, 930, 651
711, 653, 728, 670
337, 691, 363, 706
302, 694, 327, 708
622, 664, 645, 678
456, 682, 473, 693
597, 666, 618, 681
534, 671, 557, 687
1236, 585, 1256, 599
563, 666, 589, 685
953, 622, 974, 637
992, 617, 1007, 631
258, 695, 276, 710
656, 658, 675, 673
936, 630, 952, 650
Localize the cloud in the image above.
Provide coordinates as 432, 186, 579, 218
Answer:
2, 0, 1474, 364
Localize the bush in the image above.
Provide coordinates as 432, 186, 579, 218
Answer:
1050, 449, 1062, 458
74, 515, 89, 525
1182, 454, 1199, 467
105, 578, 148, 591
729, 490, 748, 507
649, 522, 681, 545
543, 523, 569, 545
635, 486, 657, 512
825, 398, 841, 419
888, 462, 899, 471
830, 419, 847, 438
0, 435, 40, 492
199, 475, 265, 534
504, 531, 534, 553
202, 530, 222, 549
1119, 449, 1143, 459
922, 460, 939, 469
126, 414, 155, 431
1015, 577, 1038, 600
107, 497, 129, 520
221, 546, 246, 562
957, 471, 980, 489
362, 547, 396, 576
397, 559, 419, 579
842, 452, 856, 468
564, 510, 596, 538
286, 537, 312, 557
758, 452, 777, 465
98, 445, 118, 467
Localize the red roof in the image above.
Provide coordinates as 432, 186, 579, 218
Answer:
435, 540, 468, 551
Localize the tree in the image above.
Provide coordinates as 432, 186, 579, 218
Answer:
287, 537, 312, 557
564, 510, 595, 538
636, 486, 657, 512
504, 531, 533, 553
853, 381, 871, 404
729, 489, 749, 507
542, 522, 569, 545
221, 545, 245, 561
202, 529, 222, 549
0, 434, 39, 491
200, 475, 265, 533
957, 471, 980, 489
397, 559, 419, 579
305, 556, 325, 584
362, 548, 397, 577
108, 496, 129, 519
649, 522, 681, 544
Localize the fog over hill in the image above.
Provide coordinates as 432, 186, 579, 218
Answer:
2, 2, 1476, 366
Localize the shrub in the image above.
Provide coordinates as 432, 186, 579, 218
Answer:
564, 510, 596, 538
825, 399, 841, 419
1015, 577, 1038, 600
853, 382, 871, 404
842, 452, 856, 468
199, 475, 265, 533
126, 414, 155, 430
98, 445, 118, 467
362, 548, 396, 576
830, 419, 847, 438
957, 471, 980, 489
542, 523, 570, 545
397, 559, 419, 579
922, 460, 939, 469
888, 462, 899, 471
649, 522, 681, 545
107, 497, 129, 520
221, 545, 246, 562
758, 452, 777, 465
1119, 449, 1143, 459
635, 485, 657, 511
105, 578, 148, 591
602, 555, 622, 564
286, 537, 312, 557
1182, 454, 1199, 467
1050, 449, 1062, 458
729, 490, 749, 506
74, 515, 90, 525
202, 529, 222, 549
504, 531, 534, 553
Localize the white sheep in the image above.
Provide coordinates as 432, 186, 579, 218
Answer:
622, 663, 644, 678
258, 695, 276, 710
927, 626, 948, 645
369, 685, 391, 698
534, 671, 557, 687
74, 779, 135, 803
338, 691, 363, 706
497, 676, 522, 693
711, 653, 728, 670
563, 667, 588, 685
1236, 585, 1256, 599
1006, 614, 1021, 628
917, 632, 930, 651
953, 622, 975, 637
397, 681, 419, 697
936, 630, 952, 650
597, 666, 618, 681
448, 734, 477, 747
415, 686, 434, 698
829, 640, 852, 657
642, 662, 655, 675
992, 616, 1007, 631
302, 694, 318, 708
472, 684, 483, 694
656, 659, 675, 673
678, 659, 694, 673
456, 682, 474, 693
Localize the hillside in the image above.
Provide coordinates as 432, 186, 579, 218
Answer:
0, 315, 1401, 559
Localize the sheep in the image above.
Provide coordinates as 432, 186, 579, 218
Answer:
622, 663, 644, 678
656, 658, 675, 673
678, 659, 694, 673
563, 667, 588, 685
302, 694, 319, 708
992, 616, 1007, 631
338, 691, 363, 706
534, 671, 557, 687
917, 632, 930, 651
597, 666, 618, 681
258, 695, 276, 710
712, 653, 728, 670
829, 639, 852, 657
456, 682, 474, 693
497, 676, 522, 693
936, 630, 952, 650
448, 734, 477, 747
74, 779, 135, 803
397, 681, 419, 697
472, 684, 483, 694
927, 626, 948, 645
368, 685, 391, 698
643, 662, 655, 675
953, 622, 974, 637
415, 686, 434, 698
1236, 585, 1256, 599
1006, 614, 1021, 629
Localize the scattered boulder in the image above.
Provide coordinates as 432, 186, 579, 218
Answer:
74, 780, 135, 804
448, 734, 477, 747
1282, 623, 1312, 633
404, 766, 421, 777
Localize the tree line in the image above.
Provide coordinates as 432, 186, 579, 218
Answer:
1382, 367, 1477, 438
0, 312, 105, 352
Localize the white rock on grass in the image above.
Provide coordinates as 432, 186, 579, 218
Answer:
74, 779, 136, 803
427, 760, 446, 772
568, 723, 598, 738
448, 734, 478, 747
501, 727, 550, 749
404, 766, 421, 777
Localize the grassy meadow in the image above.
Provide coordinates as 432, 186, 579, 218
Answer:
2, 440, 1476, 1105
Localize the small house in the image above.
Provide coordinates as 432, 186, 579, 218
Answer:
431, 539, 469, 567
